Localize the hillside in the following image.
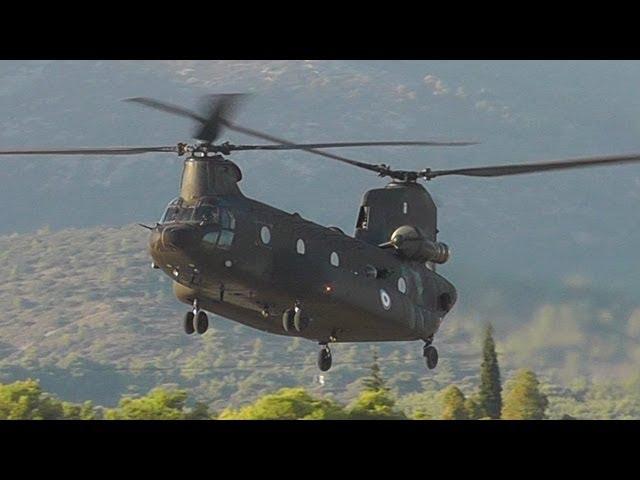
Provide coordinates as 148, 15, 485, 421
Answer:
2, 60, 640, 296
1, 224, 638, 410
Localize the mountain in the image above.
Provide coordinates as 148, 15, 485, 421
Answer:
2, 60, 640, 296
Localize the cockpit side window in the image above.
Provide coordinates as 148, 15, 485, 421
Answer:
162, 206, 181, 223
195, 205, 220, 225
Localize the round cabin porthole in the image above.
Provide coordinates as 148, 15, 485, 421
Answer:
296, 238, 306, 255
330, 252, 340, 267
260, 226, 271, 245
380, 289, 392, 310
397, 277, 407, 294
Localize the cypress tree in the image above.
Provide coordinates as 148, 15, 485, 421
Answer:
478, 323, 502, 419
362, 348, 387, 392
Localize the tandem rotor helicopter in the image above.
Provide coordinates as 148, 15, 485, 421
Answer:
4, 94, 640, 372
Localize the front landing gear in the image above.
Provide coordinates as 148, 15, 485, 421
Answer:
282, 302, 311, 333
184, 312, 195, 335
317, 344, 332, 372
184, 299, 209, 335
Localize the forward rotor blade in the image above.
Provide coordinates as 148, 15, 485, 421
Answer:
229, 140, 479, 151
0, 146, 179, 156
221, 119, 390, 175
124, 97, 207, 124
425, 152, 640, 179
195, 94, 247, 144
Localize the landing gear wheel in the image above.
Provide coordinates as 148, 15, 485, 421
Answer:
183, 312, 195, 335
282, 309, 295, 333
293, 309, 310, 332
196, 311, 209, 334
317, 346, 332, 372
424, 345, 439, 370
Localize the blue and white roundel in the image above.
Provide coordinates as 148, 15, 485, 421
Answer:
380, 289, 392, 310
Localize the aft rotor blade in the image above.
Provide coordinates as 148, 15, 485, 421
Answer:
221, 119, 390, 175
0, 146, 179, 156
229, 140, 479, 151
425, 152, 640, 179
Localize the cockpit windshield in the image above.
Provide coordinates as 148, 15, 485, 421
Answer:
160, 198, 233, 227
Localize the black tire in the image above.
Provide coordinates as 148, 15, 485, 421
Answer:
282, 309, 295, 332
184, 312, 195, 335
293, 309, 310, 332
424, 345, 439, 370
196, 311, 209, 334
317, 347, 332, 372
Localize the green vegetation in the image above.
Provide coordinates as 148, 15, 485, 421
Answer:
440, 386, 469, 420
219, 388, 346, 420
0, 224, 639, 419
478, 324, 502, 419
502, 369, 548, 420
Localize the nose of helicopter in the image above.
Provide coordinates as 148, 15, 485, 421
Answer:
149, 224, 199, 252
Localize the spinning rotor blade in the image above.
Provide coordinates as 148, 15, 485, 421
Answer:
228, 140, 479, 151
425, 152, 640, 179
125, 95, 247, 144
221, 120, 391, 175
0, 146, 179, 156
124, 97, 206, 123
123, 95, 475, 178
195, 94, 247, 143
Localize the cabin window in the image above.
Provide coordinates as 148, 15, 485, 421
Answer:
397, 277, 407, 294
260, 226, 271, 245
296, 239, 306, 255
330, 252, 340, 267
403, 202, 408, 214
356, 206, 370, 230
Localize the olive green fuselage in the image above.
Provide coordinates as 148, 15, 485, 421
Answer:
148, 155, 457, 344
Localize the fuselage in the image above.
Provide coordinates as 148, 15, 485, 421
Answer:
148, 192, 457, 343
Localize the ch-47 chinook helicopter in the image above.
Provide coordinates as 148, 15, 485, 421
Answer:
4, 94, 640, 372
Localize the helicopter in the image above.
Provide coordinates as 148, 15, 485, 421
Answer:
4, 94, 640, 372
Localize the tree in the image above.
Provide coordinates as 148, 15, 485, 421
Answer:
362, 348, 386, 392
62, 400, 97, 420
502, 369, 549, 420
464, 395, 483, 420
478, 324, 502, 419
0, 379, 65, 419
105, 387, 194, 420
348, 389, 406, 420
348, 349, 405, 419
218, 388, 346, 420
440, 386, 469, 420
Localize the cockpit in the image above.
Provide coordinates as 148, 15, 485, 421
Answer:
160, 198, 235, 229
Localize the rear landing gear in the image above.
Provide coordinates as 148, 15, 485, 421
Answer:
317, 344, 332, 372
184, 299, 209, 335
423, 344, 438, 370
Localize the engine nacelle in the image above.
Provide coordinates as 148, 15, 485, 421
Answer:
388, 225, 450, 264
